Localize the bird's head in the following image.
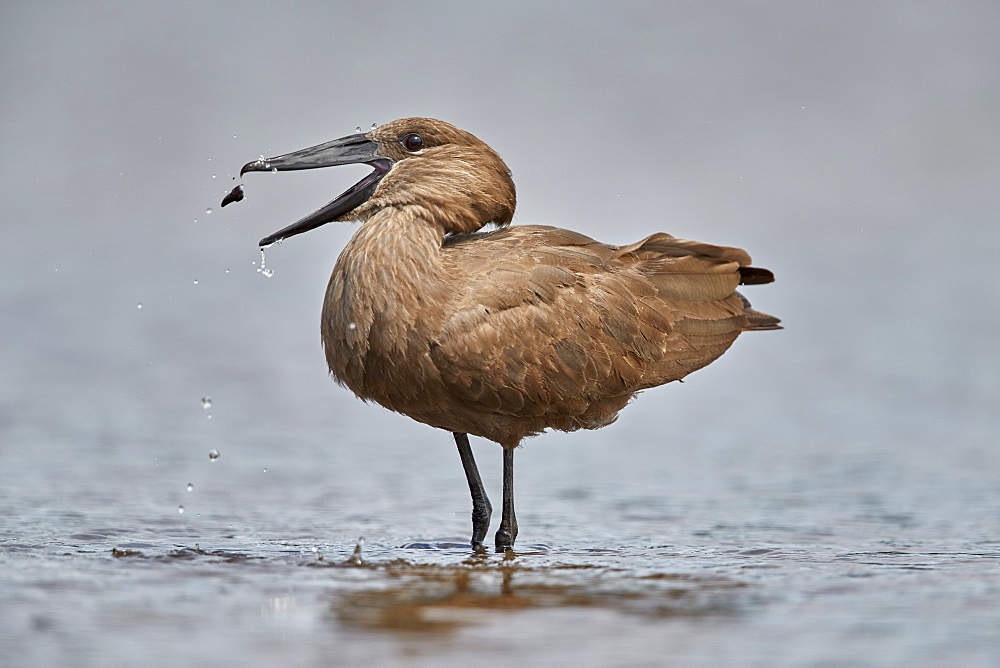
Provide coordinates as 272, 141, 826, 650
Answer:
241, 118, 516, 247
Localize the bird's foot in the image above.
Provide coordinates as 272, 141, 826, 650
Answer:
494, 525, 517, 553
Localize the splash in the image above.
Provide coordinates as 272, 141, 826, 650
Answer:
348, 537, 366, 565
257, 248, 274, 278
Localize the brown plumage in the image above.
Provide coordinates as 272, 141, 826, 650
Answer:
240, 117, 780, 552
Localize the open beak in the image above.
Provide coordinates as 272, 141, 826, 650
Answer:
240, 132, 391, 247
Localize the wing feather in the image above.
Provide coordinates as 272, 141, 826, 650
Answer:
432, 225, 771, 420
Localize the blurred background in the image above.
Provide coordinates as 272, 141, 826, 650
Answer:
2, 1, 999, 665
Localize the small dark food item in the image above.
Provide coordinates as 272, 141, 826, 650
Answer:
221, 184, 245, 207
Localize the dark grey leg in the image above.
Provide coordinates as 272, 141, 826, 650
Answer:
495, 447, 518, 552
454, 432, 492, 551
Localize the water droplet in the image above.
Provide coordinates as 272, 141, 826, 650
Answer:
224, 269, 230, 274
212, 174, 217, 179
178, 505, 185, 514
206, 414, 212, 420
193, 279, 199, 285
201, 397, 212, 409
209, 449, 220, 461
205, 208, 213, 215
257, 248, 274, 278
347, 322, 357, 331
270, 167, 277, 173
136, 303, 143, 310
193, 219, 198, 224
263, 162, 270, 170
263, 467, 268, 473
355, 126, 362, 133
186, 483, 194, 492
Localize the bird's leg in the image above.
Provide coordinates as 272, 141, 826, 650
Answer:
495, 446, 518, 552
453, 432, 492, 551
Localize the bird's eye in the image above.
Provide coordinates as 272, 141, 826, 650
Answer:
401, 133, 424, 152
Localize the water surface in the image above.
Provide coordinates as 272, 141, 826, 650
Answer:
3, 3, 1000, 665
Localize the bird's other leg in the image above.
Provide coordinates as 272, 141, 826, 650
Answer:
495, 446, 518, 553
454, 432, 492, 552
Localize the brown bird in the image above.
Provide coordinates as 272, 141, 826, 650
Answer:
239, 118, 780, 553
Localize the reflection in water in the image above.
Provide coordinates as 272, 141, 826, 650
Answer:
331, 560, 748, 634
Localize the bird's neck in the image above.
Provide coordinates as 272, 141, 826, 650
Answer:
338, 207, 448, 291
323, 207, 452, 362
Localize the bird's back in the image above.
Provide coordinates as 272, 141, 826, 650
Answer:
416, 224, 778, 445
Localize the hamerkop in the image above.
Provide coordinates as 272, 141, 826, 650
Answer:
239, 117, 780, 553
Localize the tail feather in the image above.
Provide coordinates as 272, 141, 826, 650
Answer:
736, 291, 782, 330
746, 309, 783, 330
739, 266, 775, 285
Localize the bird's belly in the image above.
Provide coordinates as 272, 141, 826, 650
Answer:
323, 319, 635, 447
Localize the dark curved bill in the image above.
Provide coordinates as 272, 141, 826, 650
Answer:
240, 132, 391, 246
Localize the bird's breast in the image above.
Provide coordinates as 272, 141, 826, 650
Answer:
319, 216, 451, 414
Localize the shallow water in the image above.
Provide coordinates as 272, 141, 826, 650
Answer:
4, 2, 1000, 665
5, 475, 1000, 666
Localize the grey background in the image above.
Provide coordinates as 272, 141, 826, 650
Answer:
2, 2, 999, 665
